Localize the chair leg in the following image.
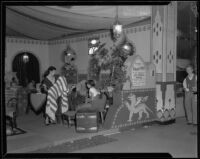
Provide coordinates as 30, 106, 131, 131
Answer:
61, 114, 64, 125
100, 112, 104, 124
68, 116, 72, 127
12, 113, 17, 129
6, 116, 14, 130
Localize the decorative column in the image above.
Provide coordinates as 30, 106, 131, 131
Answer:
151, 2, 177, 123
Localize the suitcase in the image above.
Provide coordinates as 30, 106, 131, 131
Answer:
76, 111, 99, 133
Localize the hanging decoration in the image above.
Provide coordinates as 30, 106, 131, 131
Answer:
112, 6, 123, 40
23, 53, 29, 63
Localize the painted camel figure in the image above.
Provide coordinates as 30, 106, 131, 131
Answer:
125, 93, 153, 122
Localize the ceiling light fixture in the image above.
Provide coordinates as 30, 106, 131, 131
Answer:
113, 6, 123, 39
23, 53, 29, 63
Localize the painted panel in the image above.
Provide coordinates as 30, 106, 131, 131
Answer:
164, 84, 175, 119
156, 82, 176, 121
152, 10, 163, 73
123, 55, 156, 90
156, 84, 163, 112
112, 89, 156, 129
166, 73, 174, 82
156, 73, 163, 82
166, 4, 175, 73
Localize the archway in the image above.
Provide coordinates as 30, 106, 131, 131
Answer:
12, 52, 40, 87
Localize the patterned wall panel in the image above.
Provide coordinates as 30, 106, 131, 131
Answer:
164, 84, 176, 119
156, 84, 163, 120
166, 73, 174, 82
166, 4, 175, 74
6, 37, 48, 45
152, 10, 163, 73
156, 82, 176, 122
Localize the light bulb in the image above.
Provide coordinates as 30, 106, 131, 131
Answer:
123, 44, 130, 50
23, 54, 29, 63
113, 24, 122, 33
91, 39, 97, 45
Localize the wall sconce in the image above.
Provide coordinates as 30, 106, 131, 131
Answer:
113, 6, 123, 39
88, 37, 100, 55
23, 53, 29, 63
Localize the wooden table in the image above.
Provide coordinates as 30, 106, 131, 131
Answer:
30, 93, 46, 112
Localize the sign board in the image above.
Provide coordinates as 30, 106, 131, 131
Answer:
131, 58, 146, 87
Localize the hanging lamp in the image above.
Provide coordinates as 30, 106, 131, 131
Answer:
113, 6, 123, 39
23, 53, 29, 63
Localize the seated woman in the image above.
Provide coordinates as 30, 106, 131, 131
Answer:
76, 80, 106, 112
68, 86, 85, 111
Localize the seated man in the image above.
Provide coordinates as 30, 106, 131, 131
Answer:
76, 80, 107, 113
68, 86, 86, 111
67, 80, 88, 111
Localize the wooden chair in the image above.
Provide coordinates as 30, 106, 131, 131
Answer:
92, 93, 107, 124
62, 111, 76, 127
6, 97, 18, 130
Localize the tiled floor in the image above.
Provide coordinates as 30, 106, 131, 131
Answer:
6, 111, 197, 158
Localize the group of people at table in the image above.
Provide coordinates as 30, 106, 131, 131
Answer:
27, 66, 112, 126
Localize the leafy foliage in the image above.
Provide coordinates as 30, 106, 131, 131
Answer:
88, 35, 135, 90
61, 63, 78, 84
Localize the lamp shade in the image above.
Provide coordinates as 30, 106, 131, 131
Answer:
23, 53, 29, 63
113, 22, 123, 38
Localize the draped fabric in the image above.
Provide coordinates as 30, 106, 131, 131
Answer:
6, 6, 151, 40
46, 76, 69, 121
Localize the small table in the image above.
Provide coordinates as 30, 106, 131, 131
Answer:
30, 93, 46, 112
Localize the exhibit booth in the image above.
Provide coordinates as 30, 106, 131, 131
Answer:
5, 3, 178, 132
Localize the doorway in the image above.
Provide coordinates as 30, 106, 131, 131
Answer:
12, 52, 40, 87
